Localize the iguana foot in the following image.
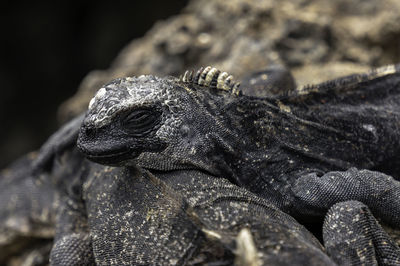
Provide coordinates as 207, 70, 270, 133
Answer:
50, 233, 94, 266
292, 168, 400, 227
323, 201, 400, 265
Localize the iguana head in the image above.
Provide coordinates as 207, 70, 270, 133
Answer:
77, 67, 242, 175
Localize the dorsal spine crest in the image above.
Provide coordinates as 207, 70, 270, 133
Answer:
181, 66, 242, 96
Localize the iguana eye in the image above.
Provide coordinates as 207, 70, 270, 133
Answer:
122, 108, 160, 136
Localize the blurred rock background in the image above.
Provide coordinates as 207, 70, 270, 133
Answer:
1, 0, 400, 168
0, 1, 188, 168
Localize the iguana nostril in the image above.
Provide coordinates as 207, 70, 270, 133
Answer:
83, 126, 95, 138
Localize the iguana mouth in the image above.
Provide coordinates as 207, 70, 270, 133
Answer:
86, 151, 133, 165
78, 145, 134, 165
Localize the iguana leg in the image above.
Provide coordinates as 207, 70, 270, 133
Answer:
291, 168, 400, 227
323, 201, 400, 265
27, 113, 95, 265
50, 203, 94, 266
291, 168, 400, 263
36, 146, 94, 265
51, 234, 92, 265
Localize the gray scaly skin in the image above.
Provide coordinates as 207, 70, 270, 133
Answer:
78, 65, 400, 215
0, 67, 324, 265
75, 65, 400, 264
72, 161, 335, 265
42, 113, 336, 265
17, 64, 399, 264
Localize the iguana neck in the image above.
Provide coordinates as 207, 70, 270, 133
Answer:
209, 97, 351, 195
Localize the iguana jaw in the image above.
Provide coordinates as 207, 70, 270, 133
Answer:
133, 151, 222, 176
77, 141, 222, 176
80, 148, 134, 165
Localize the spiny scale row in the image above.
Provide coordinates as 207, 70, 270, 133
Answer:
181, 66, 241, 95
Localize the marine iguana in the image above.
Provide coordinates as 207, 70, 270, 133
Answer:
77, 64, 400, 220
19, 65, 400, 264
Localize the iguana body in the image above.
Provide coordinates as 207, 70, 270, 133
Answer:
76, 163, 335, 265
47, 145, 400, 265
78, 65, 400, 215
79, 65, 400, 264
3, 65, 400, 264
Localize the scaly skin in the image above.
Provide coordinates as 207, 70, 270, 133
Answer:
75, 65, 400, 264
78, 65, 400, 215
14, 65, 400, 264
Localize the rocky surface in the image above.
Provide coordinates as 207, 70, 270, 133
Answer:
59, 0, 400, 121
